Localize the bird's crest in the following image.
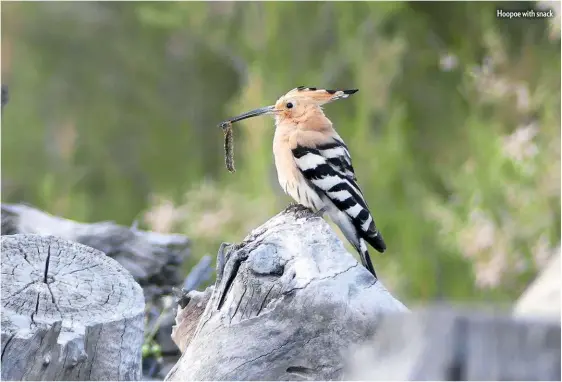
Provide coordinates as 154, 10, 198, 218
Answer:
218, 86, 359, 127
283, 86, 358, 106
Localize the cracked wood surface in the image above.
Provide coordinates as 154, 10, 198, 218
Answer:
1, 203, 190, 301
1, 234, 145, 381
166, 204, 408, 381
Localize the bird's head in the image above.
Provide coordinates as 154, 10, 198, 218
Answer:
219, 86, 358, 126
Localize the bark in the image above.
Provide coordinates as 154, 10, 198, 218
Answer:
1, 234, 145, 381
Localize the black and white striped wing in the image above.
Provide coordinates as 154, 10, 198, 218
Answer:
291, 142, 377, 239
317, 138, 357, 182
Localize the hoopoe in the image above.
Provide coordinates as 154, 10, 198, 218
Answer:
222, 86, 386, 278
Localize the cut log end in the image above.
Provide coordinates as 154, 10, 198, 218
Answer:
1, 203, 192, 302
1, 234, 145, 381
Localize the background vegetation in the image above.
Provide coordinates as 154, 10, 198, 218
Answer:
2, 1, 560, 306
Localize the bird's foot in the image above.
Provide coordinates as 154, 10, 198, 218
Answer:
314, 206, 328, 218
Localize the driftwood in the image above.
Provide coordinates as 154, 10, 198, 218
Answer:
1, 203, 191, 301
166, 204, 408, 381
1, 234, 145, 380
346, 307, 561, 380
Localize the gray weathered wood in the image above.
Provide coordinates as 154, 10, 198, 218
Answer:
1, 234, 145, 381
171, 286, 215, 354
513, 250, 560, 320
345, 306, 561, 380
166, 204, 408, 381
1, 203, 191, 301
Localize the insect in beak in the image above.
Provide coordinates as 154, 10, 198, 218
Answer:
218, 105, 276, 173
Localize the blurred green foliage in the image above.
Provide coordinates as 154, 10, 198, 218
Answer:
2, 1, 560, 305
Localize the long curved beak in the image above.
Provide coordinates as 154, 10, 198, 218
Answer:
219, 105, 275, 127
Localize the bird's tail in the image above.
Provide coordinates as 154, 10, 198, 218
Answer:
364, 230, 386, 253
358, 239, 377, 278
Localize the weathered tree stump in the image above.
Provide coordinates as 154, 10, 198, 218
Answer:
1, 234, 145, 381
346, 307, 561, 380
1, 203, 192, 301
166, 204, 408, 381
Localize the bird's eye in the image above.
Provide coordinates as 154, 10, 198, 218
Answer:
286, 102, 293, 109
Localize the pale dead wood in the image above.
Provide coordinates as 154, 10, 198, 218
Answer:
166, 204, 407, 381
513, 250, 560, 320
1, 203, 191, 301
171, 286, 214, 353
346, 306, 561, 380
1, 234, 145, 381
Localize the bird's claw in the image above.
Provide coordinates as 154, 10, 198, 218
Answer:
314, 207, 328, 218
